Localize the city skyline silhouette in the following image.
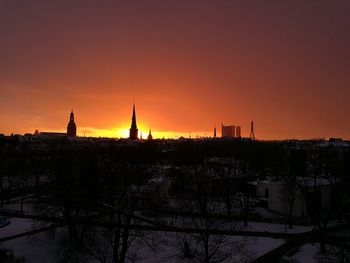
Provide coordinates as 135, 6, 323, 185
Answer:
15, 104, 253, 140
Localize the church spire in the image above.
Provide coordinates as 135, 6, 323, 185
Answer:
70, 110, 74, 122
147, 129, 153, 140
67, 110, 77, 138
131, 103, 137, 129
129, 103, 138, 140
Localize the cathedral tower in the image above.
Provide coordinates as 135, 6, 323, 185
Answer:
67, 110, 77, 138
147, 129, 153, 140
129, 103, 138, 140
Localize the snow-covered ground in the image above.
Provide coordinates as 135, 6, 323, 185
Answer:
1, 199, 329, 262
0, 227, 84, 263
239, 221, 312, 234
0, 226, 285, 263
128, 232, 284, 263
0, 218, 62, 262
284, 244, 320, 262
282, 243, 341, 263
1, 196, 37, 214
138, 212, 313, 234
0, 217, 34, 238
1, 231, 59, 263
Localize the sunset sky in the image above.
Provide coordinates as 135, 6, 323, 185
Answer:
1, 0, 349, 139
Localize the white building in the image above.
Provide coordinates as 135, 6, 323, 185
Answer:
255, 178, 333, 218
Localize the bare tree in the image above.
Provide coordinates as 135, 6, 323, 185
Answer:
0, 142, 26, 207
283, 149, 306, 229
328, 245, 350, 263
236, 161, 255, 227
84, 191, 147, 263
282, 173, 299, 228
181, 164, 243, 263
0, 143, 8, 206
35, 147, 99, 242
210, 158, 239, 217
322, 149, 346, 221
299, 150, 330, 253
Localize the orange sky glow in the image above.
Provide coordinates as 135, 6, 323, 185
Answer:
1, 1, 349, 140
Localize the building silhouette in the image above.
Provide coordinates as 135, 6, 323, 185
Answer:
236, 126, 241, 138
129, 103, 138, 140
221, 123, 235, 138
67, 110, 77, 138
250, 121, 255, 140
147, 129, 153, 140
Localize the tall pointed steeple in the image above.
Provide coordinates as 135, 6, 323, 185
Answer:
129, 103, 138, 140
67, 110, 77, 138
70, 110, 74, 121
147, 129, 153, 140
131, 103, 137, 129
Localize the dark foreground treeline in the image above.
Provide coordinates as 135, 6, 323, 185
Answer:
1, 137, 350, 192
1, 136, 350, 262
